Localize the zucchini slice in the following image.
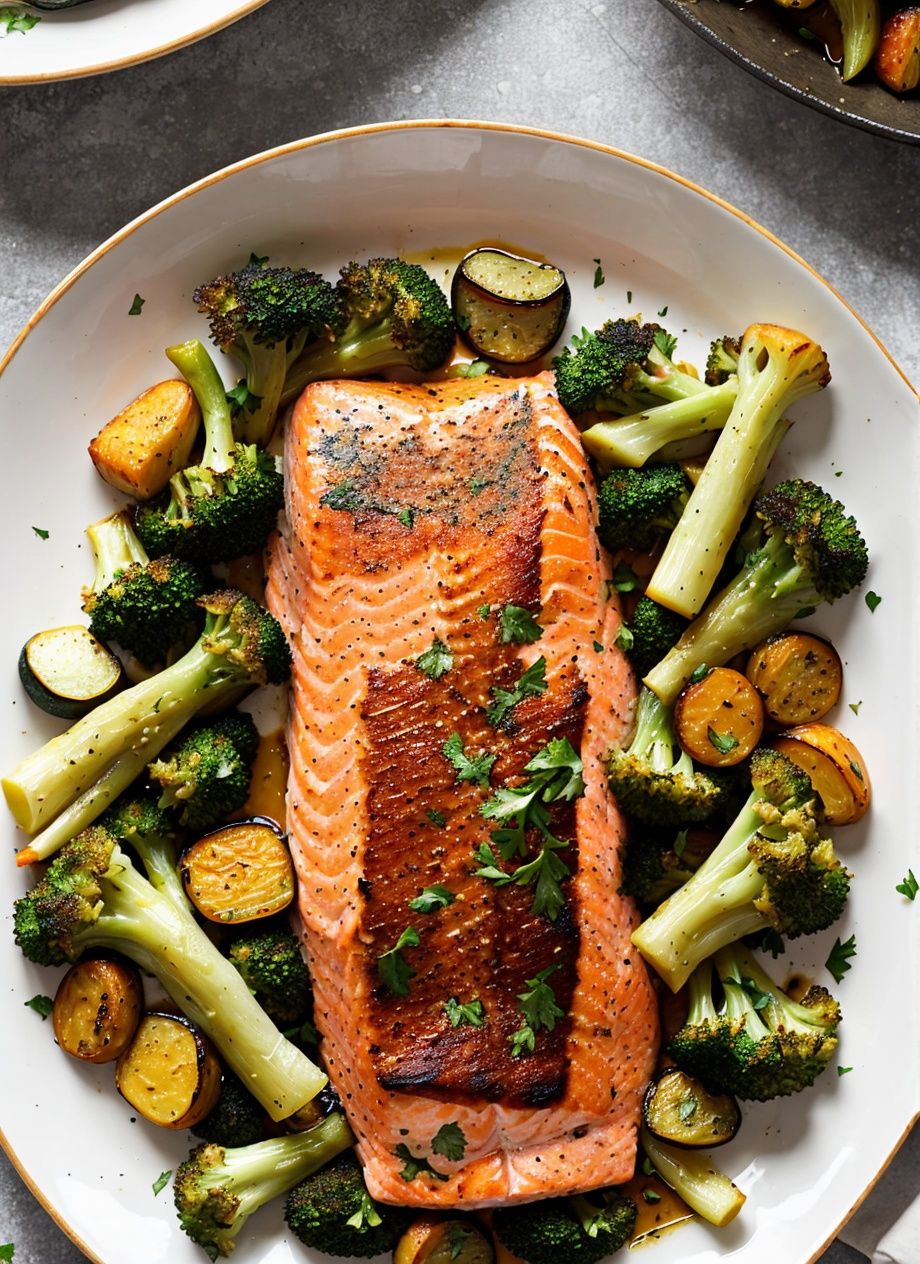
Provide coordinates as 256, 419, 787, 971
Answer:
180, 816, 295, 923
643, 1067, 741, 1148
452, 247, 570, 363
395, 1218, 494, 1264
115, 1011, 222, 1129
19, 626, 124, 719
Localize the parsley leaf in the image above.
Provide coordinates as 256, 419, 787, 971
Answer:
707, 727, 739, 755
345, 1191, 382, 1230
442, 732, 496, 788
837, 1065, 853, 1076
759, 929, 786, 958
865, 591, 882, 613
248, 251, 269, 267
825, 933, 857, 983
444, 996, 485, 1027
896, 869, 918, 901
678, 1094, 698, 1123
448, 1223, 472, 1260
626, 290, 633, 304
426, 808, 447, 828
486, 656, 548, 728
614, 626, 634, 652
0, 7, 38, 33
415, 638, 453, 679
499, 604, 543, 645
849, 700, 863, 715
653, 329, 677, 359
31, 526, 49, 540
431, 1121, 467, 1162
128, 293, 145, 316
477, 604, 491, 619
688, 663, 709, 685
642, 1188, 662, 1204
456, 359, 489, 378
610, 562, 640, 593
226, 381, 262, 415
24, 994, 52, 1020
409, 884, 455, 914
509, 965, 564, 1058
0, 1246, 12, 1263
723, 973, 770, 1011
152, 1170, 172, 1196
377, 927, 421, 996
397, 507, 414, 528
394, 1144, 449, 1182
593, 259, 605, 288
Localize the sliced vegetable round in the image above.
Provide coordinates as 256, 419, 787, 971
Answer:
395, 1217, 495, 1264
19, 626, 124, 719
52, 958, 143, 1064
674, 667, 764, 767
643, 1067, 741, 1149
180, 816, 295, 923
771, 724, 870, 825
115, 1011, 222, 1129
746, 633, 843, 727
452, 247, 570, 363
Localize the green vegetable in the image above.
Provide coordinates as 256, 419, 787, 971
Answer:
415, 638, 454, 679
153, 1171, 172, 1197
148, 712, 258, 833
624, 598, 687, 680
24, 994, 52, 1019
825, 933, 857, 983
896, 870, 918, 900
829, 0, 881, 79
227, 922, 312, 1026
493, 1187, 636, 1262
284, 1149, 412, 1257
640, 1127, 745, 1227
128, 294, 145, 316
192, 1072, 266, 1149
597, 464, 691, 553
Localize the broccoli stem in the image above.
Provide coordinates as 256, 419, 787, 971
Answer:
85, 511, 149, 590
210, 1115, 351, 1217
282, 322, 403, 401
166, 340, 236, 474
581, 378, 738, 469
87, 851, 328, 1119
644, 529, 820, 705
640, 1127, 745, 1227
632, 687, 697, 780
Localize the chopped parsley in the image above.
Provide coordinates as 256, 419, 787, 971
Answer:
128, 293, 145, 316
837, 1065, 853, 1076
431, 1121, 467, 1162
865, 591, 882, 613
31, 526, 49, 540
448, 1223, 473, 1259
896, 869, 918, 901
653, 329, 677, 359
825, 933, 857, 983
0, 7, 39, 33
444, 996, 486, 1028
849, 700, 863, 715
486, 656, 548, 728
592, 640, 604, 653
409, 884, 455, 914
723, 973, 770, 1011
442, 732, 496, 788
152, 1170, 172, 1196
394, 1144, 449, 1183
657, 305, 669, 318
477, 604, 491, 619
377, 927, 421, 996
707, 727, 739, 755
426, 808, 447, 828
678, 1094, 698, 1123
688, 663, 709, 685
397, 507, 414, 528
626, 290, 633, 304
469, 477, 489, 495
642, 1188, 662, 1205
226, 381, 261, 415
24, 994, 53, 1019
509, 965, 564, 1058
0, 1246, 12, 1263
610, 562, 640, 593
415, 637, 453, 679
759, 929, 786, 958
248, 251, 269, 267
593, 258, 605, 288
499, 603, 543, 645
345, 1191, 382, 1230
614, 626, 634, 652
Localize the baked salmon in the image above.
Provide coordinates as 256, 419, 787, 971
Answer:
266, 371, 659, 1207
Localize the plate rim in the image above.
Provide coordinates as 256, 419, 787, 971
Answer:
0, 117, 916, 1264
0, 0, 272, 85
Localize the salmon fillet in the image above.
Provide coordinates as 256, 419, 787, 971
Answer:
267, 372, 659, 1207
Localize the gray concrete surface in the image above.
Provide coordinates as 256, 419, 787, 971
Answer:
0, 0, 917, 1260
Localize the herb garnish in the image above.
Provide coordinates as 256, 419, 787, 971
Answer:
456, 360, 489, 378
426, 809, 447, 828
653, 329, 677, 359
825, 933, 857, 983
448, 1223, 472, 1259
707, 727, 739, 755
31, 526, 49, 540
610, 562, 640, 593
248, 252, 269, 267
226, 381, 261, 415
24, 994, 53, 1019
477, 604, 491, 619
128, 293, 145, 316
345, 1191, 382, 1230
509, 965, 564, 1058
394, 1144, 449, 1183
0, 1245, 12, 1263
678, 1094, 698, 1123
486, 656, 548, 728
409, 884, 455, 914
444, 997, 486, 1027
442, 732, 496, 788
896, 869, 918, 901
152, 1170, 172, 1196
431, 1121, 467, 1162
642, 1188, 662, 1204
415, 637, 453, 679
499, 604, 543, 645
837, 1065, 853, 1076
0, 7, 39, 33
397, 507, 414, 528
614, 626, 633, 651
593, 259, 605, 288
865, 591, 882, 613
723, 973, 770, 1011
377, 927, 421, 996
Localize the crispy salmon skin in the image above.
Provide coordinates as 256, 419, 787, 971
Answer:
267, 372, 658, 1206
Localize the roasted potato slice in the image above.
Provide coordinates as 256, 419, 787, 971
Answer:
88, 379, 201, 500
115, 1012, 221, 1129
674, 667, 764, 767
180, 817, 295, 923
746, 633, 843, 727
771, 723, 870, 825
53, 958, 142, 1064
875, 7, 920, 91
395, 1218, 494, 1264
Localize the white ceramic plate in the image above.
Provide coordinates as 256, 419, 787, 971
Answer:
0, 0, 269, 84
0, 121, 917, 1264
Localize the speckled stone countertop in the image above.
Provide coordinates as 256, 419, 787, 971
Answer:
0, 1, 917, 1261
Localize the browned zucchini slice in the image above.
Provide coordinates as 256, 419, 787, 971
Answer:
53, 958, 143, 1064
643, 1067, 740, 1148
395, 1218, 495, 1264
771, 724, 870, 825
452, 248, 570, 363
19, 626, 124, 719
180, 816, 295, 923
115, 1011, 222, 1129
674, 667, 764, 767
746, 633, 843, 727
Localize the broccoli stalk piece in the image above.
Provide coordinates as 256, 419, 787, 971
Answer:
493, 1188, 636, 1263
668, 944, 841, 1100
644, 479, 869, 705
82, 510, 205, 666
194, 262, 343, 447
625, 597, 688, 679
646, 324, 831, 618
98, 789, 184, 906
640, 1127, 745, 1227
13, 828, 327, 1120
284, 1149, 413, 1257
4, 590, 290, 865
607, 688, 728, 827
228, 922, 313, 1027
597, 464, 691, 553
175, 1112, 352, 1257
148, 711, 259, 833
135, 340, 284, 563
631, 748, 850, 991
281, 257, 455, 400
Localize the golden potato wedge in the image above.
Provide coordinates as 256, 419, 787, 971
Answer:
674, 667, 764, 767
88, 379, 201, 500
771, 723, 870, 825
53, 958, 142, 1064
746, 633, 843, 727
115, 1011, 222, 1129
875, 7, 920, 92
180, 817, 295, 923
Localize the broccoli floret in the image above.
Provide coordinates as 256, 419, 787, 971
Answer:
607, 688, 728, 827
493, 1188, 636, 1264
597, 464, 691, 553
175, 1113, 352, 1257
98, 789, 183, 904
13, 827, 326, 1119
194, 261, 343, 446
228, 921, 312, 1027
625, 597, 688, 679
631, 748, 851, 991
646, 324, 832, 619
284, 1149, 412, 1257
644, 479, 869, 704
148, 712, 259, 833
192, 1072, 267, 1149
705, 335, 742, 386
640, 1127, 745, 1227
81, 510, 206, 667
282, 257, 454, 399
5, 589, 290, 865
668, 943, 841, 1099
620, 825, 714, 907
135, 340, 284, 564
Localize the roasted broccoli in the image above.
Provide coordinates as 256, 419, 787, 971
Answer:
194, 261, 343, 446
668, 943, 841, 1100
644, 479, 869, 705
98, 789, 183, 904
624, 596, 688, 679
646, 324, 832, 618
282, 257, 455, 399
5, 589, 290, 865
175, 1113, 352, 1257
228, 921, 313, 1027
82, 510, 205, 666
493, 1188, 636, 1263
192, 1072, 267, 1149
13, 827, 326, 1119
640, 1127, 745, 1227
135, 340, 284, 563
705, 335, 742, 386
148, 711, 259, 833
597, 463, 691, 553
631, 748, 850, 991
607, 687, 728, 827
284, 1149, 412, 1257
619, 825, 715, 907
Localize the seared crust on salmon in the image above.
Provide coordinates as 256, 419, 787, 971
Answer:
267, 372, 658, 1207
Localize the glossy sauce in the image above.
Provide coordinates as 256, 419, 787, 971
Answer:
239, 728, 289, 826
